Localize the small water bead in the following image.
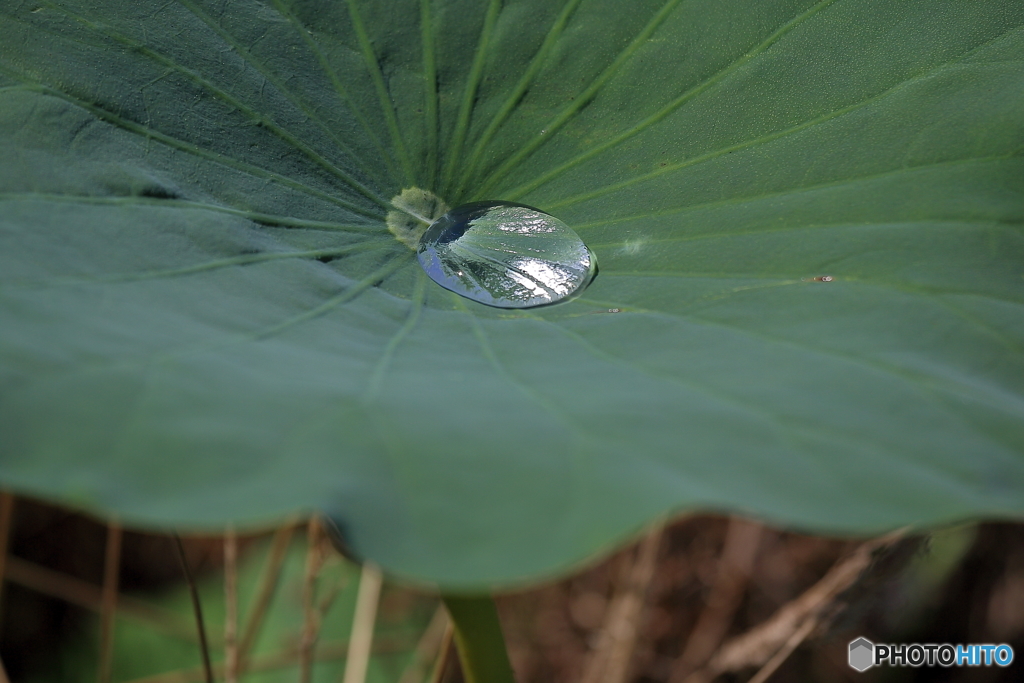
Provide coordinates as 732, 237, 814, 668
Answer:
417, 201, 597, 309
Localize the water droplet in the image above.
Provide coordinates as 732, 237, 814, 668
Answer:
417, 201, 597, 309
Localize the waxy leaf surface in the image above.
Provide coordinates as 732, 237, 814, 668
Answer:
1, 0, 1023, 587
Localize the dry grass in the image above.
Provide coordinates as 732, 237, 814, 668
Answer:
2, 496, 1023, 683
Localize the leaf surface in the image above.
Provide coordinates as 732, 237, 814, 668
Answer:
1, 0, 1023, 588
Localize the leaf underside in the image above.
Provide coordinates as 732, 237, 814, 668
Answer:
1, 0, 1023, 589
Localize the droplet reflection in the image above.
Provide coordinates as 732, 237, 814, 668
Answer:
417, 201, 597, 309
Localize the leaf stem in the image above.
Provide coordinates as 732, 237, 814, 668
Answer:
174, 534, 214, 683
223, 525, 239, 683
441, 594, 516, 683
299, 519, 325, 683
97, 520, 122, 683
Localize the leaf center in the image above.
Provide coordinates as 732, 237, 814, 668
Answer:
387, 187, 450, 250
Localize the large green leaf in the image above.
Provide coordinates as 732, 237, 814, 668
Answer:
1, 0, 1022, 589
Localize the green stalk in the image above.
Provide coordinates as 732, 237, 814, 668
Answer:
441, 594, 516, 683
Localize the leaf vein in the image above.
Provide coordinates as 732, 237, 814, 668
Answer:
575, 298, 1022, 408
0, 192, 384, 233
268, 0, 401, 183
584, 219, 1024, 244
1, 243, 390, 290
505, 0, 839, 200
363, 269, 428, 403
345, 0, 416, 186
452, 0, 584, 200
472, 0, 686, 199
420, 0, 440, 189
37, 1, 388, 211
569, 155, 1020, 228
0, 76, 377, 218
439, 0, 502, 197
544, 30, 1024, 209
176, 0, 391, 191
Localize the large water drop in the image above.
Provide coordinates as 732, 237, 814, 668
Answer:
417, 201, 597, 309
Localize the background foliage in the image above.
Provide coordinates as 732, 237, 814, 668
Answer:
5, 503, 1023, 683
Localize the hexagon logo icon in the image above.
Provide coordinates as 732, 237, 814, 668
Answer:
849, 637, 874, 672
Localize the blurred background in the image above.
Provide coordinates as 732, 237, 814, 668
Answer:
1, 494, 1022, 682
